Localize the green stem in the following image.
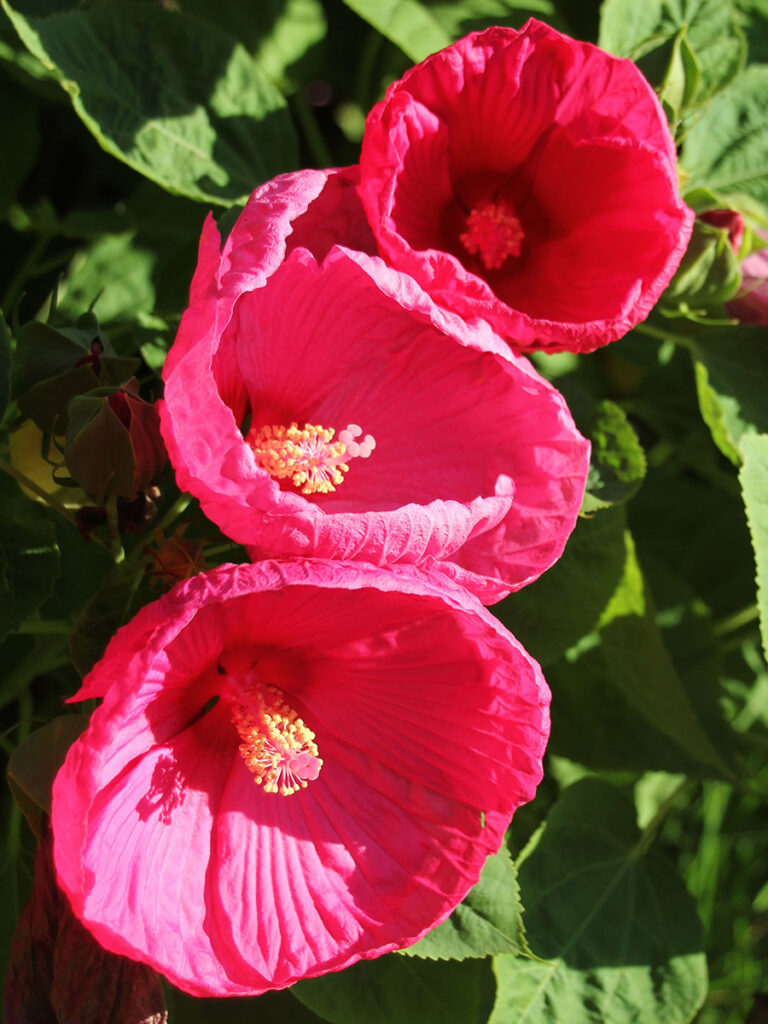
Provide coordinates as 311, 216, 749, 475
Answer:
0, 456, 111, 553
634, 322, 693, 349
156, 493, 192, 533
104, 494, 125, 563
290, 91, 334, 168
714, 603, 760, 637
15, 619, 72, 636
203, 542, 241, 559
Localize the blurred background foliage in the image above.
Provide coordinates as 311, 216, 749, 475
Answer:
1, 0, 768, 1021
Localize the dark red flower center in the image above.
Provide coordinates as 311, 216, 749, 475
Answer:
459, 200, 524, 271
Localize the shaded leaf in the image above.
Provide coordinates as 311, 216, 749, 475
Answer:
7, 714, 90, 835
0, 73, 39, 218
562, 389, 646, 513
68, 562, 143, 677
739, 432, 768, 664
342, 0, 554, 63
490, 779, 707, 1024
294, 954, 495, 1024
691, 327, 768, 464
598, 530, 731, 776
0, 473, 60, 643
403, 845, 527, 960
2, 0, 298, 204
177, 0, 327, 90
496, 507, 626, 666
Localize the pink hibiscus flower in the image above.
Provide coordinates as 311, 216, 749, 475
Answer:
159, 168, 589, 605
358, 20, 694, 354
51, 559, 550, 997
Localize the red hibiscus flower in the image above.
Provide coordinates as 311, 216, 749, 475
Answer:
51, 560, 550, 997
159, 168, 589, 604
358, 20, 694, 354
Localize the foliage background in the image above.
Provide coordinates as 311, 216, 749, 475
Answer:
1, 0, 768, 1021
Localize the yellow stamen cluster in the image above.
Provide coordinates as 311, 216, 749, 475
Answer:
251, 423, 349, 495
231, 683, 322, 796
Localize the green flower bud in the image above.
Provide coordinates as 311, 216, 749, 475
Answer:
64, 381, 166, 503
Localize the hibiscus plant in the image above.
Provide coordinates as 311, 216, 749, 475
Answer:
1, 2, 767, 1023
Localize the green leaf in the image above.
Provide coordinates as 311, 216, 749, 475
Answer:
659, 26, 702, 116
341, 0, 450, 62
342, 0, 554, 62
691, 327, 768, 464
68, 561, 142, 677
1, 0, 298, 204
7, 713, 89, 834
599, 0, 744, 110
177, 0, 327, 91
57, 233, 158, 327
661, 218, 742, 318
0, 473, 60, 643
496, 506, 627, 666
403, 845, 527, 960
490, 779, 708, 1024
681, 65, 768, 203
598, 530, 731, 776
563, 390, 646, 513
422, 0, 557, 41
293, 954, 495, 1024
734, 0, 768, 62
0, 74, 39, 218
738, 433, 768, 664
0, 310, 10, 423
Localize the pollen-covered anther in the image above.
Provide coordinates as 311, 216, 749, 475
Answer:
251, 422, 375, 495
459, 199, 525, 271
231, 684, 322, 796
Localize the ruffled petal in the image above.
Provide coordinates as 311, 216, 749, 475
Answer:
162, 209, 589, 602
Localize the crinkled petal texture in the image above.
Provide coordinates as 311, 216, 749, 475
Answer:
358, 19, 694, 354
160, 170, 589, 604
51, 560, 550, 997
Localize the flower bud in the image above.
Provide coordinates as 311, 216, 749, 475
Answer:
4, 827, 167, 1024
145, 524, 208, 590
13, 316, 138, 436
699, 208, 768, 325
64, 381, 166, 504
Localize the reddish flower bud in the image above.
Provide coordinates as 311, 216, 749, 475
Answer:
4, 827, 167, 1024
144, 524, 207, 590
730, 242, 768, 326
700, 209, 745, 255
64, 381, 166, 504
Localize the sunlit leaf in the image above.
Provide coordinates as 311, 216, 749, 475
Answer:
490, 780, 708, 1024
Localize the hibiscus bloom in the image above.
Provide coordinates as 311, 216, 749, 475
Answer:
358, 20, 694, 354
160, 168, 589, 604
51, 559, 550, 997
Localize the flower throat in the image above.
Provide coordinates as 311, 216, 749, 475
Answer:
460, 199, 524, 270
